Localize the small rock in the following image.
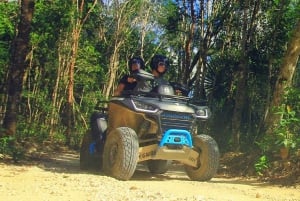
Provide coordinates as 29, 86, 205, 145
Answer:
129, 186, 138, 190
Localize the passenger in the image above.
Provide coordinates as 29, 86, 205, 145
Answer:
150, 54, 170, 86
114, 56, 145, 96
150, 54, 189, 96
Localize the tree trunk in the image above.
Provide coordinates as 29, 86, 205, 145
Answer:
140, 4, 151, 59
231, 0, 250, 151
103, 49, 120, 98
1, 0, 35, 137
65, 28, 79, 145
264, 19, 300, 135
183, 0, 195, 84
231, 62, 248, 151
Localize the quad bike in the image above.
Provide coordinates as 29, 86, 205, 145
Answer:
80, 70, 220, 181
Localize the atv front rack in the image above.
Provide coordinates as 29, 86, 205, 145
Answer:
159, 129, 193, 148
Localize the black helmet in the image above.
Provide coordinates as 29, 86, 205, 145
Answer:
150, 54, 169, 74
128, 56, 145, 73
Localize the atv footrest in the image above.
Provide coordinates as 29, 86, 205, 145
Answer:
159, 129, 192, 147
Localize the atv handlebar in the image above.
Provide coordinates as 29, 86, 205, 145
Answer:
131, 69, 154, 81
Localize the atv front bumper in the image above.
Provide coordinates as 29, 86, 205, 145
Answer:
138, 129, 199, 168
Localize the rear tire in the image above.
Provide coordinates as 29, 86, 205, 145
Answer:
147, 160, 170, 174
185, 135, 219, 181
103, 127, 139, 180
80, 130, 103, 170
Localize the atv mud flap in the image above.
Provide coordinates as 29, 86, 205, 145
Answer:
138, 129, 199, 168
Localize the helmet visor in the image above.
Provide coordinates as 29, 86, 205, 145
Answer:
158, 61, 166, 66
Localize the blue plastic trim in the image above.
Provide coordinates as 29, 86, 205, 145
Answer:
159, 129, 193, 147
89, 142, 96, 154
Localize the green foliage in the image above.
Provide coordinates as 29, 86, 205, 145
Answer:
254, 155, 269, 176
31, 0, 73, 60
0, 136, 14, 155
0, 2, 17, 40
274, 108, 299, 149
16, 120, 51, 142
204, 51, 238, 150
0, 2, 18, 89
160, 0, 179, 33
0, 0, 299, 156
206, 0, 299, 152
76, 43, 106, 88
0, 136, 23, 162
274, 88, 300, 150
257, 87, 300, 155
206, 51, 239, 100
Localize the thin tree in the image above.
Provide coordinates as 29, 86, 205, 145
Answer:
1, 0, 35, 137
64, 0, 97, 145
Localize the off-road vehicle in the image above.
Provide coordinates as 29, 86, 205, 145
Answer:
80, 70, 219, 181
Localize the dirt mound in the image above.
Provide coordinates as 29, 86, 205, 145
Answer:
218, 151, 300, 186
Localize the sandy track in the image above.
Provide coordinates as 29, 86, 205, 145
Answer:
0, 151, 299, 201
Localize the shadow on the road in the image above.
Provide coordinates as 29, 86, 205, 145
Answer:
33, 151, 191, 181
209, 176, 273, 187
3, 150, 273, 186
132, 163, 190, 181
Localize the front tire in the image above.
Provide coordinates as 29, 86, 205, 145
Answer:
103, 127, 139, 180
185, 135, 219, 181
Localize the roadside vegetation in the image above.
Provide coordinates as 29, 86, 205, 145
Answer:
0, 0, 299, 185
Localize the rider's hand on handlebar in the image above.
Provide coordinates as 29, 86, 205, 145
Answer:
127, 76, 136, 83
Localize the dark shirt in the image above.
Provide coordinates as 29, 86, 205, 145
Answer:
119, 75, 137, 91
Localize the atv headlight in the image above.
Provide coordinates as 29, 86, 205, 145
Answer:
195, 108, 210, 118
132, 100, 158, 113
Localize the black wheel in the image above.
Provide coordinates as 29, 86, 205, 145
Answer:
103, 127, 139, 180
185, 135, 219, 181
147, 160, 170, 174
80, 130, 103, 170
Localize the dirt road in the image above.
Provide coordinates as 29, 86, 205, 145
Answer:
0, 150, 299, 201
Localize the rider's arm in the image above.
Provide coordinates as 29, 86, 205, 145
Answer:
114, 75, 137, 96
114, 83, 126, 96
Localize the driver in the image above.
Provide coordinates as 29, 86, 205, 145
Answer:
114, 56, 145, 96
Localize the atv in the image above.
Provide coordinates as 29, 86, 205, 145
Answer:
80, 70, 220, 181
